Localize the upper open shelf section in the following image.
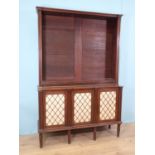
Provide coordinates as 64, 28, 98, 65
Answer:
37, 7, 122, 86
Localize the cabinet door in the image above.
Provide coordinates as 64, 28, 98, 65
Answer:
44, 91, 67, 128
72, 90, 93, 125
98, 88, 118, 122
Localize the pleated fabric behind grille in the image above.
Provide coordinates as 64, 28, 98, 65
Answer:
74, 92, 91, 123
45, 94, 65, 126
99, 91, 116, 120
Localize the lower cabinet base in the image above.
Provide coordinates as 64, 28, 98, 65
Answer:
38, 122, 122, 148
38, 86, 123, 148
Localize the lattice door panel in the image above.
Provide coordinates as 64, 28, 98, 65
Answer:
73, 92, 92, 124
99, 91, 117, 121
45, 93, 65, 126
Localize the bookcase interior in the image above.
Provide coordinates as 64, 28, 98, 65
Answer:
41, 11, 118, 85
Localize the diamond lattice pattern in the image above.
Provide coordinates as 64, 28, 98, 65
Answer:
74, 92, 91, 123
100, 91, 116, 120
45, 94, 65, 126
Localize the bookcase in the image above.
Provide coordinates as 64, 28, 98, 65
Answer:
37, 7, 123, 148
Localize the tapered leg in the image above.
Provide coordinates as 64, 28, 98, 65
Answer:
93, 127, 96, 141
68, 130, 71, 144
39, 133, 43, 148
108, 125, 111, 129
117, 124, 121, 137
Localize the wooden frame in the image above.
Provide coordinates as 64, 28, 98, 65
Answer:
37, 7, 123, 148
37, 7, 122, 86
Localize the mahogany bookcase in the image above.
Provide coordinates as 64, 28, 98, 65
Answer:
37, 7, 123, 148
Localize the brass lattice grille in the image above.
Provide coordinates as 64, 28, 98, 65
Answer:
74, 92, 91, 123
99, 91, 116, 120
45, 94, 65, 126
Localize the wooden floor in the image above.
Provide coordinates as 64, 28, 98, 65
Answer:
20, 123, 135, 155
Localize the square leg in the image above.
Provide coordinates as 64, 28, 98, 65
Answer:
39, 133, 43, 148
117, 124, 121, 137
108, 125, 111, 129
93, 127, 96, 141
68, 130, 71, 144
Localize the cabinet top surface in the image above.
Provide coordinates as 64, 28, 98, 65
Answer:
38, 84, 123, 91
36, 7, 123, 17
